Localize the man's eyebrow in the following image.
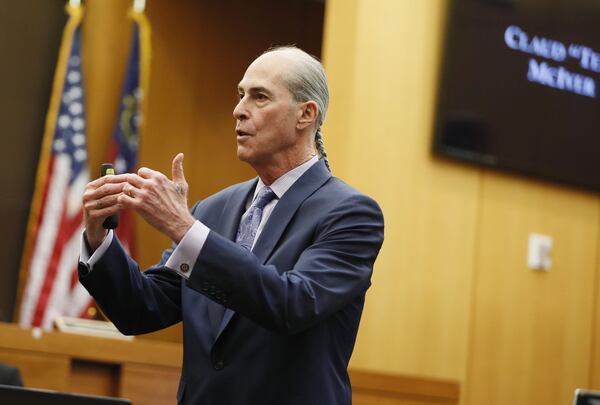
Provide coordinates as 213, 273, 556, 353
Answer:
237, 85, 272, 95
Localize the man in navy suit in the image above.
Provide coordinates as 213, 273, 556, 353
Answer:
79, 46, 384, 404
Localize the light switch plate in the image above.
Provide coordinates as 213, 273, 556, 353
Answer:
528, 233, 553, 271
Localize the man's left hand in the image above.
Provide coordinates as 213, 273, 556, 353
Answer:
118, 153, 195, 243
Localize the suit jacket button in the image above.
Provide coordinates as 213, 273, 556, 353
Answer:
180, 263, 190, 273
214, 361, 224, 371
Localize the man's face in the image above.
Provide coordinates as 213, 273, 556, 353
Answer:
233, 52, 301, 168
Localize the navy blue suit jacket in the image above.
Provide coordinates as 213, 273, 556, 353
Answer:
79, 160, 384, 405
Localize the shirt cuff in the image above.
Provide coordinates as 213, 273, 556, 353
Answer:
80, 230, 114, 271
165, 220, 210, 279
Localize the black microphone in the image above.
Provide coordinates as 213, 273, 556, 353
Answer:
100, 163, 119, 229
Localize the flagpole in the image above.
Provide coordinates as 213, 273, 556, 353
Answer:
131, 0, 150, 120
129, 0, 151, 165
14, 1, 85, 323
105, 0, 150, 261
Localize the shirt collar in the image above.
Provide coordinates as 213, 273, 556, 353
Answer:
253, 156, 319, 201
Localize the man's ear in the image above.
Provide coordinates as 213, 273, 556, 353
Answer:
296, 101, 318, 130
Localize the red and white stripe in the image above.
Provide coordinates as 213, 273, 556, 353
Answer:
19, 154, 92, 330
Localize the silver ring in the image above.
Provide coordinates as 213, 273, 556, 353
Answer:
175, 183, 184, 196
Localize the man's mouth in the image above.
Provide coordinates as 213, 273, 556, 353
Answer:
236, 129, 252, 138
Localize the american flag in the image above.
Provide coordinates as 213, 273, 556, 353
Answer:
105, 21, 143, 257
19, 9, 94, 330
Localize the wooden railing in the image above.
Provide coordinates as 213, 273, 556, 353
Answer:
351, 369, 460, 404
0, 322, 459, 404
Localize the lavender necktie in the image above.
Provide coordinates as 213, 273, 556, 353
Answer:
209, 186, 277, 334
236, 186, 277, 251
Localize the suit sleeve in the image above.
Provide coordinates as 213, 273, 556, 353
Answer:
186, 194, 384, 334
78, 231, 183, 336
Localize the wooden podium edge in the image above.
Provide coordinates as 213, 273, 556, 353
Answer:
350, 368, 460, 401
0, 322, 181, 368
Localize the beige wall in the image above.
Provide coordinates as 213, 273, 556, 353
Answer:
323, 1, 600, 405
79, 0, 600, 403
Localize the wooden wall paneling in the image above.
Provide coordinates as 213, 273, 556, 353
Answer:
354, 395, 456, 405
0, 349, 70, 391
353, 395, 447, 405
592, 198, 600, 389
0, 322, 182, 402
466, 172, 598, 405
322, 0, 478, 383
83, 0, 133, 174
69, 360, 119, 397
351, 369, 459, 404
120, 363, 181, 405
321, 0, 359, 176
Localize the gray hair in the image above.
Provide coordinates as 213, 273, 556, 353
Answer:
264, 46, 331, 171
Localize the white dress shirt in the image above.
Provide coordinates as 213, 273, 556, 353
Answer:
80, 156, 319, 279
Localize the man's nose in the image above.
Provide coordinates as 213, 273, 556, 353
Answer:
233, 98, 248, 120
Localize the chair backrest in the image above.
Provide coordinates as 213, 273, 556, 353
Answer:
0, 363, 23, 386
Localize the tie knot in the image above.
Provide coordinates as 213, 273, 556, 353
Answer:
253, 186, 276, 210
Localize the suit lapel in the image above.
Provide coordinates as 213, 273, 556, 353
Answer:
215, 179, 257, 241
252, 160, 331, 264
214, 160, 331, 341
208, 179, 256, 340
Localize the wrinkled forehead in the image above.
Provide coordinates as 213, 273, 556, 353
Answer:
237, 51, 295, 92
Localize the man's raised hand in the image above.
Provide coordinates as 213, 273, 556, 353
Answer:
82, 175, 129, 250
118, 153, 195, 243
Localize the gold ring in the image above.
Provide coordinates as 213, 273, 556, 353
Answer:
96, 200, 103, 209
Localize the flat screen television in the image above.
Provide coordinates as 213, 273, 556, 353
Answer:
574, 388, 600, 405
433, 0, 600, 192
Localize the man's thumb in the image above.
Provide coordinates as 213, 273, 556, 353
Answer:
172, 153, 186, 183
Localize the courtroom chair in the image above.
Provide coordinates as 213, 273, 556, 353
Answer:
0, 363, 23, 386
